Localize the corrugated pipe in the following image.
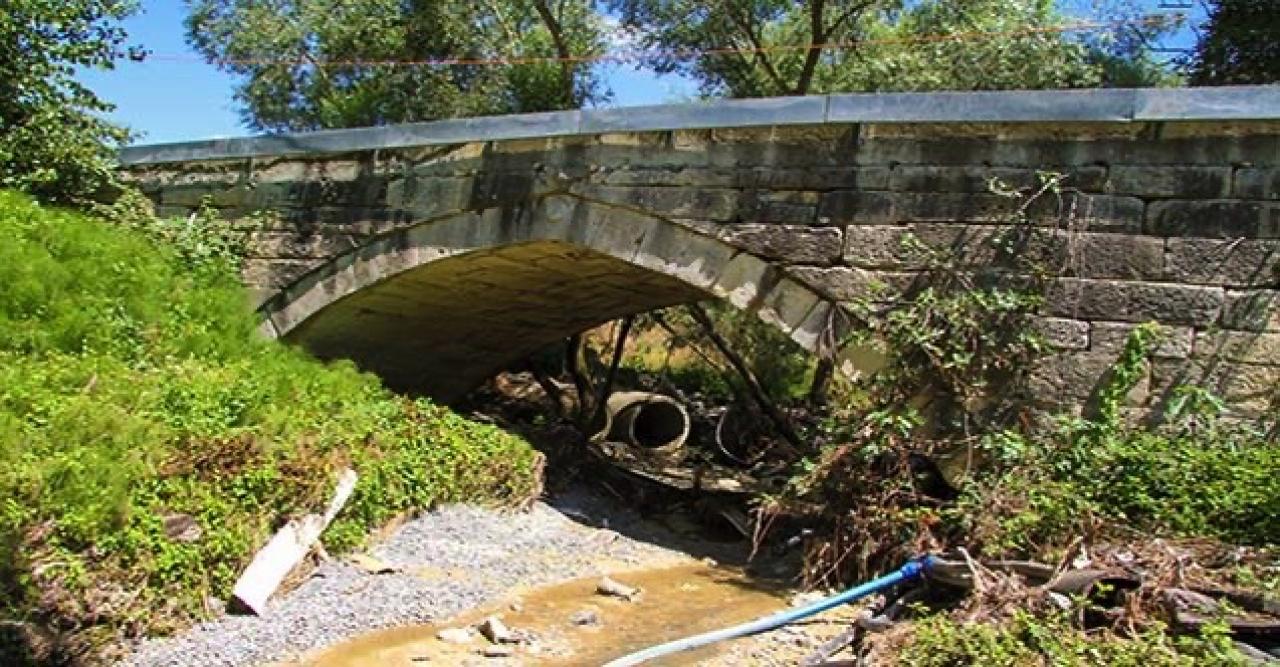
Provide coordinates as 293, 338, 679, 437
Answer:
603, 556, 936, 667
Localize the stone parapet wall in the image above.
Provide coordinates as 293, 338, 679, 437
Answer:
121, 102, 1280, 419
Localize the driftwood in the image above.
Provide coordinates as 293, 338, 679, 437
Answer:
231, 468, 358, 615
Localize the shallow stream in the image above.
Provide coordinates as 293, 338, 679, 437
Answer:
306, 562, 791, 666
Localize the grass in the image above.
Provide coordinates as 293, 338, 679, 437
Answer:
0, 191, 540, 662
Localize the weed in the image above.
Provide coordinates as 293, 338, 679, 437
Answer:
0, 191, 539, 661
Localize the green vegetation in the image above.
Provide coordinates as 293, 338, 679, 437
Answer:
0, 1, 139, 203
897, 611, 1249, 666
0, 191, 539, 659
1187, 0, 1280, 85
607, 0, 1177, 98
955, 325, 1278, 555
185, 0, 607, 132
622, 306, 816, 404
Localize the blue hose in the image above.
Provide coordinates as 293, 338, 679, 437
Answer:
603, 555, 936, 666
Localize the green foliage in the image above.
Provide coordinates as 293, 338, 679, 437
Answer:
0, 191, 538, 649
956, 326, 1279, 553
897, 610, 1249, 666
1187, 0, 1280, 85
185, 0, 607, 132
0, 1, 140, 203
624, 305, 816, 403
608, 0, 1175, 98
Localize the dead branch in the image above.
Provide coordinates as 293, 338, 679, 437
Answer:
685, 303, 803, 450
566, 333, 594, 428
588, 316, 636, 435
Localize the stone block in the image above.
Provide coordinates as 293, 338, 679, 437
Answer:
891, 165, 1107, 193
1165, 238, 1280, 287
1032, 317, 1089, 350
244, 231, 360, 260
1036, 193, 1146, 233
843, 226, 926, 269
1146, 200, 1280, 238
1234, 168, 1280, 200
739, 190, 821, 224
390, 176, 475, 219
906, 225, 1163, 280
1025, 350, 1149, 406
573, 185, 741, 221
600, 167, 742, 188
755, 278, 823, 336
892, 192, 1014, 223
1060, 232, 1165, 280
1107, 166, 1231, 198
1090, 321, 1194, 359
716, 225, 843, 264
240, 258, 321, 292
159, 183, 250, 207
1150, 358, 1279, 418
1221, 289, 1280, 332
817, 191, 896, 225
788, 266, 917, 303
1044, 278, 1224, 326
1193, 331, 1280, 365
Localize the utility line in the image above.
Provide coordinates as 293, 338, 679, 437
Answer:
146, 16, 1173, 69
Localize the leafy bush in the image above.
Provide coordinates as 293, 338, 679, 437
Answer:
955, 328, 1279, 554
896, 610, 1249, 666
0, 191, 539, 659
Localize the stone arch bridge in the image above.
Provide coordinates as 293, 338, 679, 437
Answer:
121, 87, 1280, 420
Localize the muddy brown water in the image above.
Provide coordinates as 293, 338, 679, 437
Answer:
304, 563, 792, 666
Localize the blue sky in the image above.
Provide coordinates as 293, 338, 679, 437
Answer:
78, 1, 1202, 146
76, 1, 698, 144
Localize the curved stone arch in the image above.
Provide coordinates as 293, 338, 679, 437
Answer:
257, 195, 846, 401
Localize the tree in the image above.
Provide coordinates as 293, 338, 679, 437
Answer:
608, 0, 1177, 98
1188, 0, 1280, 85
0, 1, 140, 203
185, 0, 608, 133
608, 0, 891, 97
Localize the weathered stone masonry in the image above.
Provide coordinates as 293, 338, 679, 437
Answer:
120, 87, 1280, 420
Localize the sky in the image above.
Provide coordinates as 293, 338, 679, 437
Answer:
77, 1, 1204, 146
76, 1, 698, 145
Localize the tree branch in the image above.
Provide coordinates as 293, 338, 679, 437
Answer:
533, 0, 577, 106
794, 0, 828, 95
566, 334, 594, 428
719, 0, 790, 95
686, 304, 803, 450
588, 316, 636, 435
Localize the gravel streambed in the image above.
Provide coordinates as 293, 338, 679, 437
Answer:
124, 487, 698, 667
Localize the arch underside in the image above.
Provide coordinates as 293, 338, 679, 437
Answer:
260, 196, 845, 403
289, 240, 708, 399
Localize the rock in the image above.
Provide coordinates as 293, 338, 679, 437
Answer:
437, 627, 475, 644
480, 645, 515, 658
203, 595, 226, 616
477, 615, 517, 644
569, 609, 601, 627
789, 591, 826, 607
162, 513, 203, 543
347, 553, 400, 574
596, 576, 642, 602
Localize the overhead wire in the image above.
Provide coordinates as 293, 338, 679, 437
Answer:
143, 15, 1174, 69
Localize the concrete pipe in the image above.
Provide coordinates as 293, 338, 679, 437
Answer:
604, 391, 691, 455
